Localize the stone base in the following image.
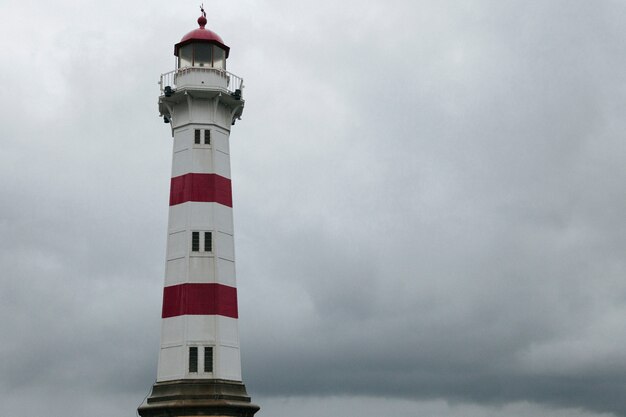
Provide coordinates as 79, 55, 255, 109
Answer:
138, 379, 260, 417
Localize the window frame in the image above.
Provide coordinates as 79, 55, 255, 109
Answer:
204, 346, 214, 373
204, 231, 212, 253
191, 231, 200, 252
178, 43, 227, 70
189, 346, 198, 373
190, 230, 214, 255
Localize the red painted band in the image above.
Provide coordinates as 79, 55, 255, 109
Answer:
170, 173, 232, 207
162, 283, 239, 319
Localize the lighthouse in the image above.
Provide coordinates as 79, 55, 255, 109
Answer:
138, 9, 259, 417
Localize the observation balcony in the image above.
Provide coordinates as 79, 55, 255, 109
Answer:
159, 67, 244, 97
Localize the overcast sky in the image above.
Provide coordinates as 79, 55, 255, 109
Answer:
1, 0, 626, 416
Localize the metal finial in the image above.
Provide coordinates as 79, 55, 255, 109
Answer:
200, 4, 206, 18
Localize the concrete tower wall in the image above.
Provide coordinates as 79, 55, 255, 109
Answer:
139, 12, 258, 417
156, 95, 242, 382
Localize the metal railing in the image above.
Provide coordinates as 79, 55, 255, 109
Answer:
158, 67, 244, 95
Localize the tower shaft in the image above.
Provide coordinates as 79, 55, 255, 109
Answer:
139, 13, 257, 417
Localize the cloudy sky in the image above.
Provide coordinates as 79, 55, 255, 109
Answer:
1, 0, 626, 416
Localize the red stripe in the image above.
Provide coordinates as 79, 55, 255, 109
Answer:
162, 283, 238, 319
169, 173, 232, 207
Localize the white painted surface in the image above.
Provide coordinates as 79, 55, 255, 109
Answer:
161, 316, 186, 347
216, 258, 236, 287
166, 230, 187, 260
214, 148, 231, 178
172, 142, 228, 177
216, 316, 240, 347
211, 130, 229, 155
157, 345, 185, 381
164, 255, 237, 287
156, 71, 246, 384
186, 256, 216, 284
170, 124, 232, 178
218, 345, 242, 381
173, 127, 191, 152
168, 203, 234, 235
175, 69, 229, 92
192, 148, 215, 174
216, 231, 235, 261
165, 257, 187, 284
158, 316, 242, 381
160, 316, 239, 347
186, 316, 218, 344
172, 148, 192, 177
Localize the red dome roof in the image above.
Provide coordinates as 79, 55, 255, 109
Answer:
174, 15, 230, 58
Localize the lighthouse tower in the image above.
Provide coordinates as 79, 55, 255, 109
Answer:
138, 9, 259, 417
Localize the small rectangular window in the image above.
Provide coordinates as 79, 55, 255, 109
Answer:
194, 129, 201, 144
189, 347, 198, 373
204, 232, 212, 252
204, 347, 213, 373
204, 129, 211, 145
192, 232, 200, 252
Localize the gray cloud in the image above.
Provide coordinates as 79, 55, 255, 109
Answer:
1, 1, 625, 417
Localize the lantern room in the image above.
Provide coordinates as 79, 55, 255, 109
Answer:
175, 15, 230, 70
158, 9, 244, 124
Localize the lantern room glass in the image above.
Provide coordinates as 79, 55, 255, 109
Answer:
177, 43, 227, 69
195, 43, 212, 67
213, 47, 225, 69
179, 44, 193, 68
